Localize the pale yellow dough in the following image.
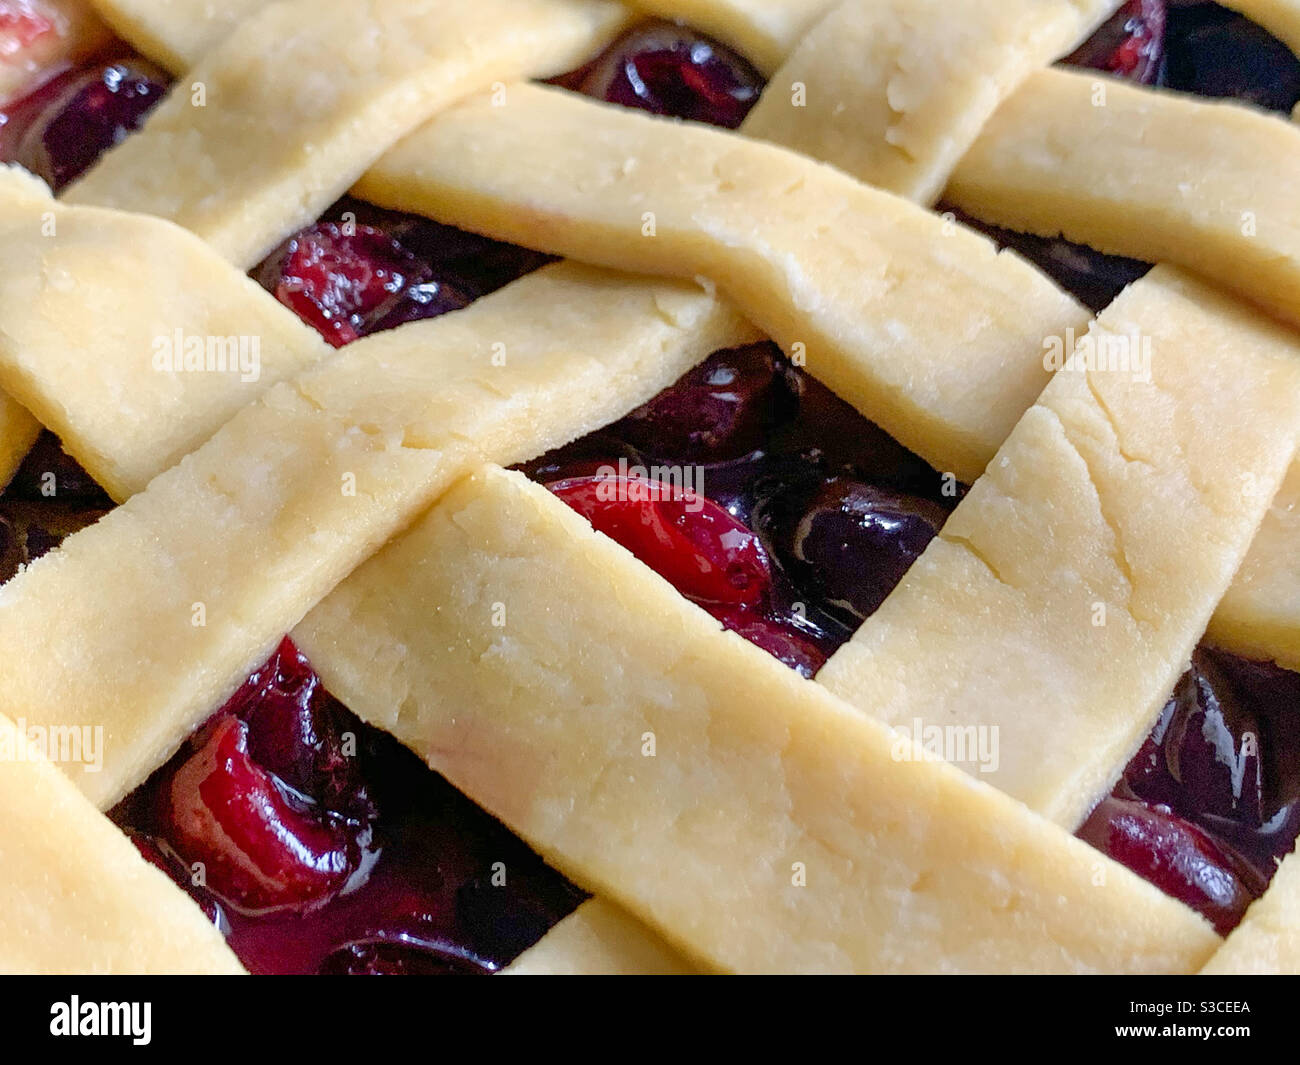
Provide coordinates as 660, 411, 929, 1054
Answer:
68, 0, 627, 267
949, 66, 1300, 329
0, 713, 244, 974
292, 464, 1220, 975
1208, 464, 1300, 670
0, 396, 39, 492
356, 82, 1086, 482
0, 264, 753, 811
820, 267, 1300, 828
0, 167, 330, 500
743, 0, 1120, 204
503, 900, 700, 975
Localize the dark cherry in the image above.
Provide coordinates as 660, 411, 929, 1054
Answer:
457, 876, 566, 960
345, 206, 553, 299
156, 712, 373, 915
1077, 797, 1254, 934
230, 638, 374, 819
707, 606, 828, 679
547, 474, 772, 606
567, 20, 765, 128
0, 500, 110, 583
8, 54, 169, 189
255, 221, 470, 348
609, 342, 788, 462
769, 477, 947, 624
1124, 651, 1264, 827
4, 431, 113, 505
1163, 1, 1300, 113
1064, 0, 1166, 84
319, 938, 495, 976
941, 205, 1152, 313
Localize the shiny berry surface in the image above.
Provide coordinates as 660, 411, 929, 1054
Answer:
1077, 796, 1255, 934
560, 19, 764, 128
111, 639, 584, 974
547, 474, 773, 607
521, 346, 960, 672
255, 221, 470, 348
1080, 648, 1300, 930
254, 199, 549, 347
611, 343, 789, 462
1065, 0, 1166, 84
766, 477, 948, 626
2, 52, 169, 188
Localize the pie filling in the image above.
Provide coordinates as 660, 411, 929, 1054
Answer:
1, 1, 1298, 968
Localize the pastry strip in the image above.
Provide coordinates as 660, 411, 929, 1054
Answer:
355, 82, 1088, 482
0, 713, 244, 974
819, 267, 1300, 827
290, 463, 1222, 975
742, 0, 1121, 204
0, 262, 754, 810
0, 167, 331, 500
66, 0, 628, 267
502, 899, 700, 975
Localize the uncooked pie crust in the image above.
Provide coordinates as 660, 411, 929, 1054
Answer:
0, 0, 1298, 974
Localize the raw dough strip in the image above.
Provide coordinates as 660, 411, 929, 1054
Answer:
66, 0, 628, 267
0, 262, 754, 811
0, 167, 331, 500
742, 0, 1121, 204
290, 463, 1222, 975
502, 899, 700, 975
948, 66, 1300, 329
355, 82, 1087, 482
819, 267, 1300, 827
0, 712, 244, 974
0, 398, 38, 492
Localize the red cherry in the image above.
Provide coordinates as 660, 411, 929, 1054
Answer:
1077, 797, 1256, 934
707, 605, 828, 678
566, 20, 764, 129
231, 638, 374, 819
611, 342, 787, 462
547, 474, 771, 606
1064, 0, 1166, 84
157, 714, 369, 915
257, 222, 468, 347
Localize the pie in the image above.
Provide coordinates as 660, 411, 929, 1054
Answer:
2, 0, 1300, 976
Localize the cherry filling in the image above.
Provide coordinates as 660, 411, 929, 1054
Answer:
517, 343, 959, 679
553, 19, 765, 128
3, 8, 1300, 955
109, 638, 584, 975
251, 199, 551, 347
1079, 652, 1300, 933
